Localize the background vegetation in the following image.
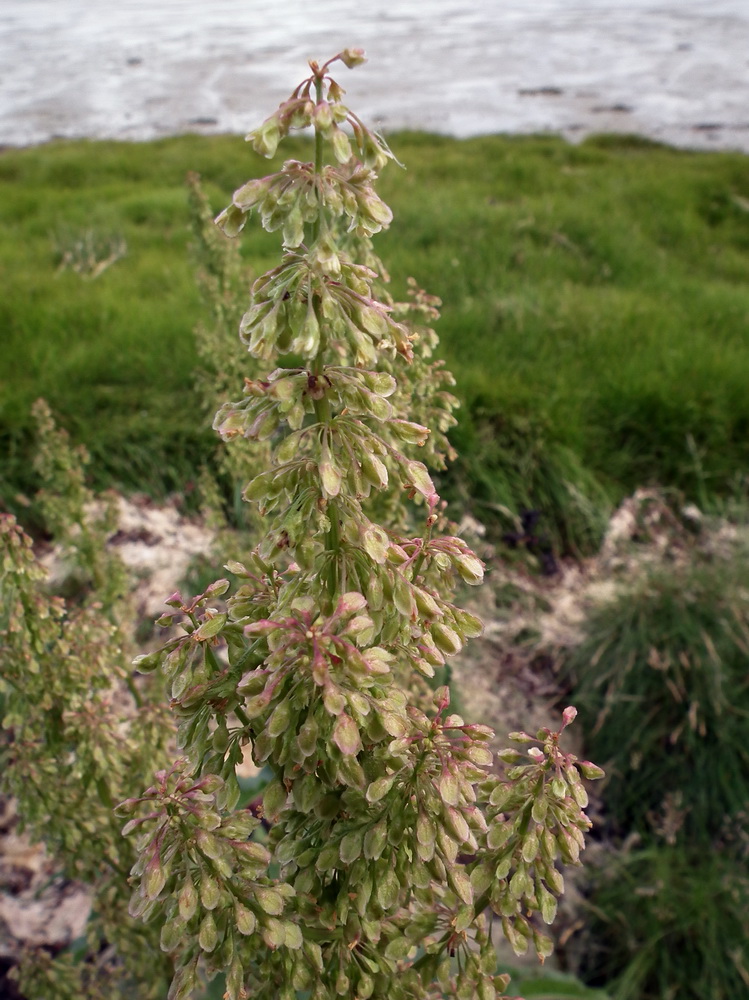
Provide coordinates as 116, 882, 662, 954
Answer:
2, 131, 749, 999
2, 132, 749, 551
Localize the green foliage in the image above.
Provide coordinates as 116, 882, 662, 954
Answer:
559, 500, 749, 998
117, 52, 602, 999
0, 513, 175, 998
581, 845, 749, 1000
186, 170, 267, 543
31, 397, 129, 610
564, 539, 749, 844
3, 126, 749, 533
451, 409, 612, 556
500, 965, 611, 999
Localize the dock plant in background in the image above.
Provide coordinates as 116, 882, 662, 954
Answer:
186, 170, 266, 543
119, 51, 603, 1000
0, 410, 175, 999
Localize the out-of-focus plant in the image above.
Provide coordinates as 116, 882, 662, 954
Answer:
31, 397, 128, 613
564, 545, 749, 844
0, 398, 179, 997
187, 171, 264, 539
120, 51, 602, 1000
580, 844, 749, 1000
0, 508, 174, 998
53, 227, 127, 280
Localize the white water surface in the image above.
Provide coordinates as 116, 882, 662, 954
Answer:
2, 1, 748, 151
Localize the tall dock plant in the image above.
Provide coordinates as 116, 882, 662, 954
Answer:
121, 51, 603, 1000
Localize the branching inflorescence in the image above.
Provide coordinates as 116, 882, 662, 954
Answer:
121, 51, 602, 1000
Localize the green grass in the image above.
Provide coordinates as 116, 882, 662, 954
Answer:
2, 133, 749, 545
562, 541, 749, 843
581, 846, 749, 1000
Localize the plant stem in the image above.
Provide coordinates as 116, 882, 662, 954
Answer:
126, 674, 143, 709
311, 75, 325, 247
234, 704, 252, 729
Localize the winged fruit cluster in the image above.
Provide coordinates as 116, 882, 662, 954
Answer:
121, 50, 602, 1000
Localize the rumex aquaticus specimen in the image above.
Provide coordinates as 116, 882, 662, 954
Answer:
121, 50, 603, 1000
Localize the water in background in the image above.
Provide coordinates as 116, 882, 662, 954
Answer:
2, 1, 748, 149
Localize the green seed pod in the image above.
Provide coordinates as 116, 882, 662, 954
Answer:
376, 868, 400, 911
235, 903, 257, 936
198, 912, 219, 953
199, 871, 221, 911
255, 886, 285, 916
364, 819, 388, 861
339, 828, 364, 864
178, 877, 198, 922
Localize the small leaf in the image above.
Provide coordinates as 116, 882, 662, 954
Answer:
284, 921, 304, 949
160, 915, 184, 953
262, 917, 286, 949
384, 935, 411, 961
538, 884, 558, 925
522, 829, 539, 864
263, 780, 288, 819
319, 440, 342, 498
167, 960, 198, 1000
443, 806, 470, 845
431, 622, 462, 656
323, 685, 346, 716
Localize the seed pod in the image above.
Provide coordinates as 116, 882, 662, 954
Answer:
579, 760, 605, 780
332, 712, 362, 755
143, 854, 166, 900
376, 868, 399, 910
447, 866, 473, 906
431, 622, 462, 656
160, 915, 184, 953
198, 912, 219, 952
255, 886, 285, 916
366, 775, 396, 803
178, 878, 198, 922
438, 769, 460, 807
235, 903, 257, 936
364, 819, 388, 860
200, 872, 221, 910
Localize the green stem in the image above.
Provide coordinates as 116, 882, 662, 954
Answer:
311, 75, 325, 246
325, 500, 341, 599
234, 705, 252, 729
126, 674, 143, 710
410, 519, 434, 581
409, 890, 492, 974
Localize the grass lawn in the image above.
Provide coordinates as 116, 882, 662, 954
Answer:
2, 132, 749, 545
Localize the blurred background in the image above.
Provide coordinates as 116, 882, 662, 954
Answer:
2, 0, 749, 150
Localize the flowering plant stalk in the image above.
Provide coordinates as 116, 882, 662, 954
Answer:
122, 51, 602, 1000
